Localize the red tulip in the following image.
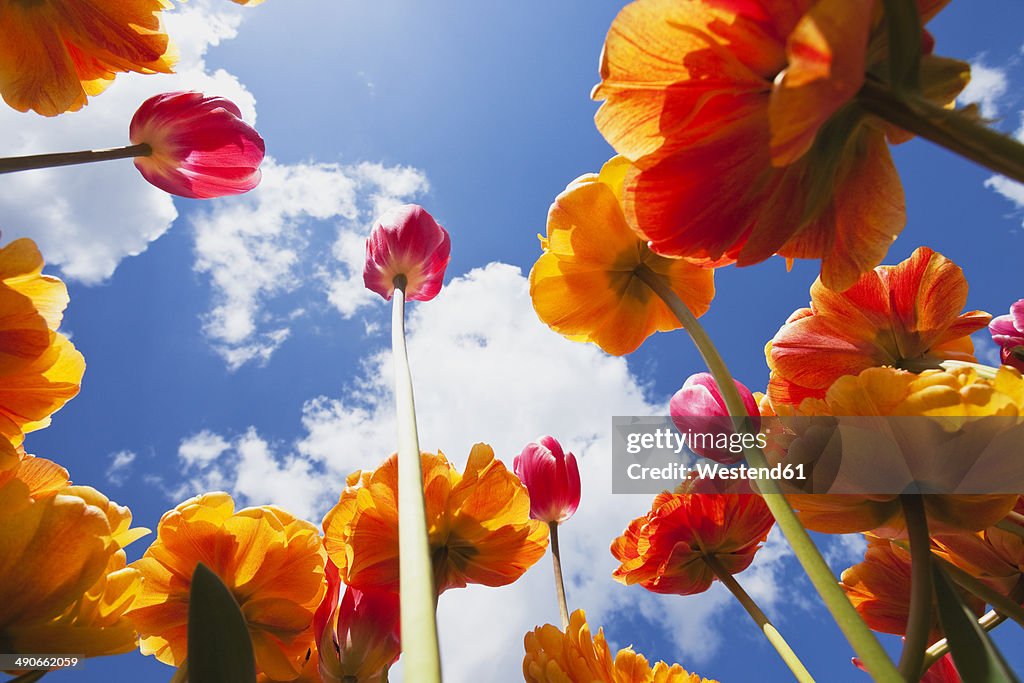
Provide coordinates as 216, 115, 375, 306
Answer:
669, 372, 760, 464
513, 436, 581, 524
363, 204, 451, 302
315, 560, 401, 683
130, 91, 265, 199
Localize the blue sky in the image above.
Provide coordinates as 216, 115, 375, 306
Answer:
3, 1, 1024, 681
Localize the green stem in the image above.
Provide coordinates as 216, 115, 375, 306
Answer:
898, 495, 932, 682
548, 522, 571, 630
168, 660, 188, 683
391, 277, 442, 682
633, 264, 902, 683
858, 78, 1024, 184
705, 554, 816, 683
0, 143, 151, 174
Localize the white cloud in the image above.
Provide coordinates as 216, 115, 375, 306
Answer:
167, 263, 792, 681
972, 330, 1002, 366
178, 429, 232, 467
106, 450, 137, 486
959, 60, 1009, 119
191, 159, 428, 369
0, 0, 254, 284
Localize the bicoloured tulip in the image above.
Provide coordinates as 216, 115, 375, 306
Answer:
130, 92, 265, 199
514, 436, 581, 524
669, 373, 760, 464
611, 492, 774, 596
990, 300, 1024, 372
363, 204, 451, 302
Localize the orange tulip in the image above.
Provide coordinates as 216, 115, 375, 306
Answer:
933, 506, 1024, 597
592, 0, 967, 290
322, 444, 548, 595
773, 366, 1023, 535
0, 0, 175, 116
531, 156, 715, 356
767, 247, 990, 406
0, 449, 147, 659
0, 238, 85, 444
128, 493, 326, 681
842, 535, 983, 642
611, 492, 774, 595
524, 609, 718, 683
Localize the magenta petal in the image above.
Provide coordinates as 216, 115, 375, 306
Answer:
514, 436, 580, 523
363, 204, 451, 302
669, 372, 760, 465
130, 91, 265, 199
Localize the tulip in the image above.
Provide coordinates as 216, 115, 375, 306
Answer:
513, 436, 581, 524
669, 373, 760, 464
130, 91, 265, 198
363, 204, 451, 302
316, 561, 400, 683
990, 300, 1024, 372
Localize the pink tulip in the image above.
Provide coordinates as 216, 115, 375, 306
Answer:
513, 436, 581, 524
363, 204, 451, 302
129, 91, 265, 199
669, 372, 760, 465
315, 560, 400, 683
990, 299, 1024, 372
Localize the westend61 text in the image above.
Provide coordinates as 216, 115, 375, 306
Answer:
626, 462, 806, 482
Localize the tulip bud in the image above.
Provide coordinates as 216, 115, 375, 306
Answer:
513, 436, 581, 524
363, 204, 451, 302
669, 372, 760, 464
315, 561, 400, 683
990, 300, 1024, 372
129, 91, 265, 199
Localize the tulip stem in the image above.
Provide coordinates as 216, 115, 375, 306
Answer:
548, 521, 571, 630
705, 553, 816, 683
7, 672, 47, 682
898, 495, 932, 683
0, 144, 151, 174
391, 277, 443, 683
858, 77, 1024, 184
633, 264, 903, 683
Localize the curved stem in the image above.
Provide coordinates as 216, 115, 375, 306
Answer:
705, 554, 816, 683
391, 278, 443, 682
858, 78, 1024, 184
633, 264, 902, 683
0, 143, 151, 174
548, 522, 571, 630
898, 495, 932, 682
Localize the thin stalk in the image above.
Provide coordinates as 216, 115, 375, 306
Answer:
921, 609, 1006, 672
391, 277, 442, 682
548, 522, 571, 630
168, 661, 188, 683
858, 78, 1024, 184
898, 495, 932, 682
705, 554, 816, 683
0, 143, 151, 174
1005, 511, 1024, 528
633, 264, 902, 683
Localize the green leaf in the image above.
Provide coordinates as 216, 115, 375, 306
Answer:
932, 562, 1020, 683
187, 562, 257, 683
881, 0, 922, 92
